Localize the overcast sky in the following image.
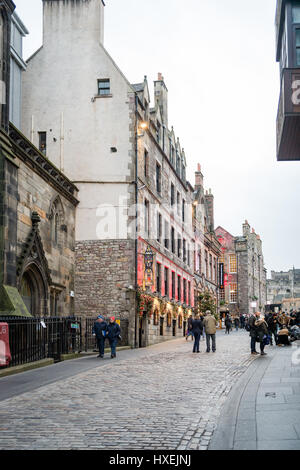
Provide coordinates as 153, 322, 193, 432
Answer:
15, 0, 300, 276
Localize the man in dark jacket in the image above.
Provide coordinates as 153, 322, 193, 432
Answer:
266, 313, 278, 346
191, 314, 203, 353
225, 314, 232, 334
92, 315, 107, 358
249, 313, 259, 355
107, 317, 121, 358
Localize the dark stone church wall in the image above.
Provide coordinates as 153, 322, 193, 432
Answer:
15, 156, 77, 316
0, 153, 18, 288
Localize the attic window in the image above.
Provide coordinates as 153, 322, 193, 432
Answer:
38, 132, 47, 155
98, 79, 111, 96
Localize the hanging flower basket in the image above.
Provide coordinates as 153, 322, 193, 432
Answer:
137, 290, 154, 318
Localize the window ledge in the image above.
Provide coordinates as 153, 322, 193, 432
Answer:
93, 94, 113, 100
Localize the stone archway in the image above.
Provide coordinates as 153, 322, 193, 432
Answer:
17, 212, 52, 317
20, 263, 48, 317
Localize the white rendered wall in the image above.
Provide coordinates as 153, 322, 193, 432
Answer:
21, 0, 135, 241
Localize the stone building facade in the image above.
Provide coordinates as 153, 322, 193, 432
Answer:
21, 0, 138, 343
214, 226, 238, 317
19, 0, 221, 346
0, 0, 78, 319
267, 268, 300, 304
216, 221, 267, 316
193, 165, 221, 314
134, 75, 195, 347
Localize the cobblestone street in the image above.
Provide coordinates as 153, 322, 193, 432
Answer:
0, 330, 256, 450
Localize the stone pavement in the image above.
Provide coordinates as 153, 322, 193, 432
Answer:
0, 330, 256, 450
209, 340, 300, 450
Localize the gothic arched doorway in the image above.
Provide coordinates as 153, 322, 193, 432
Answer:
19, 263, 48, 317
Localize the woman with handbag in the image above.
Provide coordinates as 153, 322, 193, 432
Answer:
254, 314, 269, 356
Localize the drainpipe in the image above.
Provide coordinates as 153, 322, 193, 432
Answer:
134, 93, 139, 349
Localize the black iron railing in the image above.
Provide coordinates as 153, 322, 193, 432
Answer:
0, 316, 128, 369
0, 316, 82, 368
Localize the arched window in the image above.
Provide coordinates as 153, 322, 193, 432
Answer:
153, 310, 159, 326
49, 196, 65, 247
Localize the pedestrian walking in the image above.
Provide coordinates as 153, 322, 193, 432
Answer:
191, 314, 203, 353
225, 314, 232, 334
92, 315, 107, 358
234, 316, 239, 331
106, 317, 121, 358
248, 312, 259, 355
200, 313, 205, 340
186, 315, 194, 341
240, 314, 245, 329
203, 310, 218, 353
254, 312, 269, 356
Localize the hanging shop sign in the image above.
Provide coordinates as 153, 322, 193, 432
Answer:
219, 262, 224, 289
144, 245, 155, 287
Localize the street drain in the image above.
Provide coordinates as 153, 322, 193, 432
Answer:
265, 392, 276, 398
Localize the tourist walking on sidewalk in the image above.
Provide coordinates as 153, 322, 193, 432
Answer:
248, 312, 259, 355
107, 317, 121, 358
92, 315, 107, 358
203, 310, 218, 353
234, 316, 240, 331
254, 313, 269, 356
186, 315, 194, 341
191, 314, 203, 353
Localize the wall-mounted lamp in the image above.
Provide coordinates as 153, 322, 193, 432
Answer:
137, 121, 148, 138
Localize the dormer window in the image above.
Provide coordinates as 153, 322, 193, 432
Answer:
176, 151, 181, 177
38, 132, 47, 155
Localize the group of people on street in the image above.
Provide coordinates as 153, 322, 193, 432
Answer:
188, 311, 218, 354
187, 308, 300, 357
92, 316, 121, 359
247, 309, 300, 354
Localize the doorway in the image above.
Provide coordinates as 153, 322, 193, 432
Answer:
172, 319, 176, 337
160, 316, 164, 336
139, 314, 147, 348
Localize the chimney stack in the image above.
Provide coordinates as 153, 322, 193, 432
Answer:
195, 164, 204, 190
242, 220, 250, 236
42, 0, 106, 47
204, 188, 214, 231
154, 73, 168, 128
